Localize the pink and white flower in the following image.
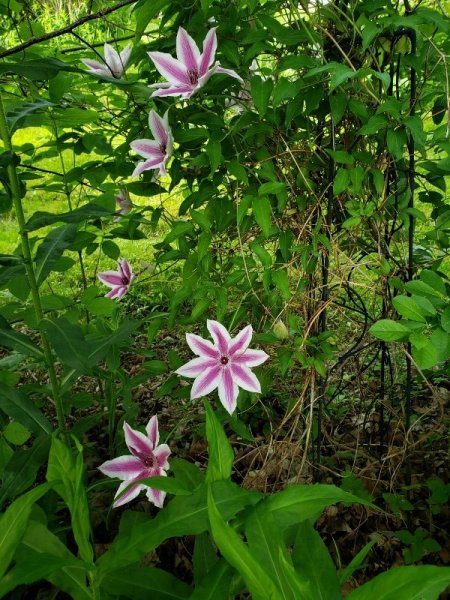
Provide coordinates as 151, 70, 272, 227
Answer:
175, 320, 269, 415
148, 27, 243, 99
81, 42, 132, 79
99, 416, 171, 508
114, 187, 133, 221
98, 259, 134, 300
130, 110, 173, 177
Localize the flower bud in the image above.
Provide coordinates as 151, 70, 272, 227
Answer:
273, 319, 289, 340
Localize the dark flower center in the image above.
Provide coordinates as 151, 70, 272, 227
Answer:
122, 276, 130, 285
188, 69, 199, 85
160, 142, 166, 154
220, 356, 229, 365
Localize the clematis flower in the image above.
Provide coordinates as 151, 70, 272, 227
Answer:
130, 110, 173, 177
175, 319, 269, 415
114, 186, 134, 221
98, 258, 134, 300
148, 27, 243, 98
98, 416, 171, 508
81, 42, 132, 79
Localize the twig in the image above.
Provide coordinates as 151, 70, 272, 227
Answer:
0, 0, 136, 59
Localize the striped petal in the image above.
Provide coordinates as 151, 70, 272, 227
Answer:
98, 455, 143, 480
218, 367, 239, 415
120, 44, 132, 69
81, 59, 109, 75
104, 43, 122, 76
199, 28, 217, 76
207, 320, 231, 355
230, 363, 261, 393
132, 158, 164, 177
119, 259, 132, 282
130, 139, 163, 159
146, 415, 159, 448
105, 286, 126, 299
151, 85, 195, 98
186, 333, 219, 358
233, 349, 269, 367
148, 111, 169, 147
154, 444, 171, 470
215, 65, 243, 82
191, 364, 221, 399
229, 325, 252, 356
176, 27, 201, 71
148, 51, 189, 85
124, 422, 153, 457
146, 471, 167, 508
113, 478, 144, 508
98, 271, 123, 287
176, 356, 217, 378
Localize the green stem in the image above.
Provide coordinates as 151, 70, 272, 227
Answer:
0, 94, 66, 432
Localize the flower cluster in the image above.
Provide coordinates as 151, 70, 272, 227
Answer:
89, 30, 268, 511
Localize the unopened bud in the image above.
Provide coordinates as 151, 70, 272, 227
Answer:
273, 319, 289, 340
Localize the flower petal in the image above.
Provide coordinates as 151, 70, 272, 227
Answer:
119, 259, 132, 282
191, 364, 221, 399
233, 349, 269, 367
104, 42, 122, 76
98, 271, 123, 287
215, 65, 243, 82
130, 139, 163, 159
148, 51, 189, 85
176, 27, 201, 72
230, 363, 261, 393
199, 28, 217, 76
132, 158, 164, 177
148, 110, 169, 147
81, 59, 109, 74
120, 44, 132, 68
105, 286, 125, 299
207, 320, 231, 355
145, 472, 167, 509
124, 422, 153, 457
176, 356, 217, 378
115, 286, 129, 299
151, 85, 194, 98
186, 333, 219, 358
113, 479, 144, 508
218, 367, 239, 415
154, 444, 171, 470
146, 415, 159, 448
98, 455, 143, 480
229, 325, 252, 356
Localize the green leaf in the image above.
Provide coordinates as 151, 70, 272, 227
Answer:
98, 481, 260, 576
102, 565, 191, 600
251, 75, 273, 116
35, 224, 77, 285
246, 504, 306, 600
0, 327, 43, 359
206, 139, 222, 175
46, 436, 93, 564
25, 203, 112, 231
119, 476, 191, 500
346, 566, 450, 600
207, 485, 283, 600
41, 318, 91, 371
441, 307, 450, 333
265, 484, 374, 532
329, 91, 347, 124
189, 560, 234, 600
252, 196, 273, 237
292, 520, 342, 600
272, 269, 291, 300
0, 434, 50, 508
330, 65, 355, 90
205, 401, 234, 483
0, 483, 50, 579
405, 280, 443, 298
193, 532, 218, 584
258, 181, 286, 196
339, 540, 376, 585
3, 421, 30, 445
333, 169, 350, 195
19, 520, 91, 600
387, 128, 407, 159
369, 320, 411, 342
0, 58, 79, 81
392, 296, 426, 323
88, 319, 140, 365
134, 0, 171, 36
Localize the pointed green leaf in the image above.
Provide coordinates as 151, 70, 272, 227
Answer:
205, 401, 234, 483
